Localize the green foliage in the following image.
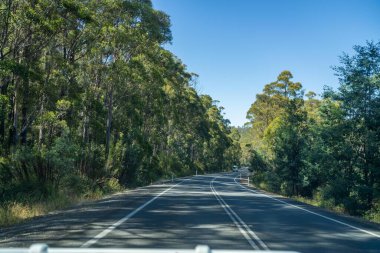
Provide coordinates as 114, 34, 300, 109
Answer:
0, 0, 237, 225
247, 71, 307, 196
244, 42, 380, 221
44, 134, 79, 181
365, 202, 380, 223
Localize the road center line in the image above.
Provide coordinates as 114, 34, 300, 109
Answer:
81, 180, 187, 247
233, 177, 380, 239
210, 177, 269, 250
210, 180, 259, 250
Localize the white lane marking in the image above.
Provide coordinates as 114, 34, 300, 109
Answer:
213, 177, 269, 250
210, 177, 269, 250
81, 180, 187, 247
233, 177, 380, 239
210, 179, 259, 250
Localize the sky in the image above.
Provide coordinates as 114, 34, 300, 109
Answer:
152, 0, 380, 127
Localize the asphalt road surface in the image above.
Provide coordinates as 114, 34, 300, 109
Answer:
1, 172, 380, 253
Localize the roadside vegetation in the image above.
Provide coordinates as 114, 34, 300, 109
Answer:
3, 0, 377, 228
0, 181, 118, 227
239, 41, 380, 223
0, 0, 240, 226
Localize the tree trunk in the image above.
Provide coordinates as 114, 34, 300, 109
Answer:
20, 92, 28, 144
11, 81, 18, 145
38, 99, 44, 145
0, 77, 9, 145
105, 87, 113, 160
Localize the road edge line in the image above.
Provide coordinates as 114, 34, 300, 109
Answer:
233, 177, 380, 239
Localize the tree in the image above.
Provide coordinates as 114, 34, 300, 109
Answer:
331, 41, 380, 210
243, 42, 380, 218
0, 0, 238, 207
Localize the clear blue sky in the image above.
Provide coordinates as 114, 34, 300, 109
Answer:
152, 0, 380, 126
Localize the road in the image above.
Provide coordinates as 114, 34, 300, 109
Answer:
1, 172, 380, 252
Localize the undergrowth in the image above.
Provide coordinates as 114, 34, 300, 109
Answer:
251, 177, 380, 224
0, 177, 124, 227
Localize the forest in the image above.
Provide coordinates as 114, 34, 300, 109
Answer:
1, 0, 379, 227
240, 41, 380, 222
0, 0, 240, 225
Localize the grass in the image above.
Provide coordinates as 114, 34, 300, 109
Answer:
0, 194, 90, 227
364, 203, 380, 224
291, 196, 380, 225
0, 193, 112, 227
250, 179, 380, 224
0, 178, 124, 227
0, 198, 70, 227
293, 196, 345, 214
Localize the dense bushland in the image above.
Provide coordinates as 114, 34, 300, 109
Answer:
0, 0, 240, 225
240, 41, 380, 222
